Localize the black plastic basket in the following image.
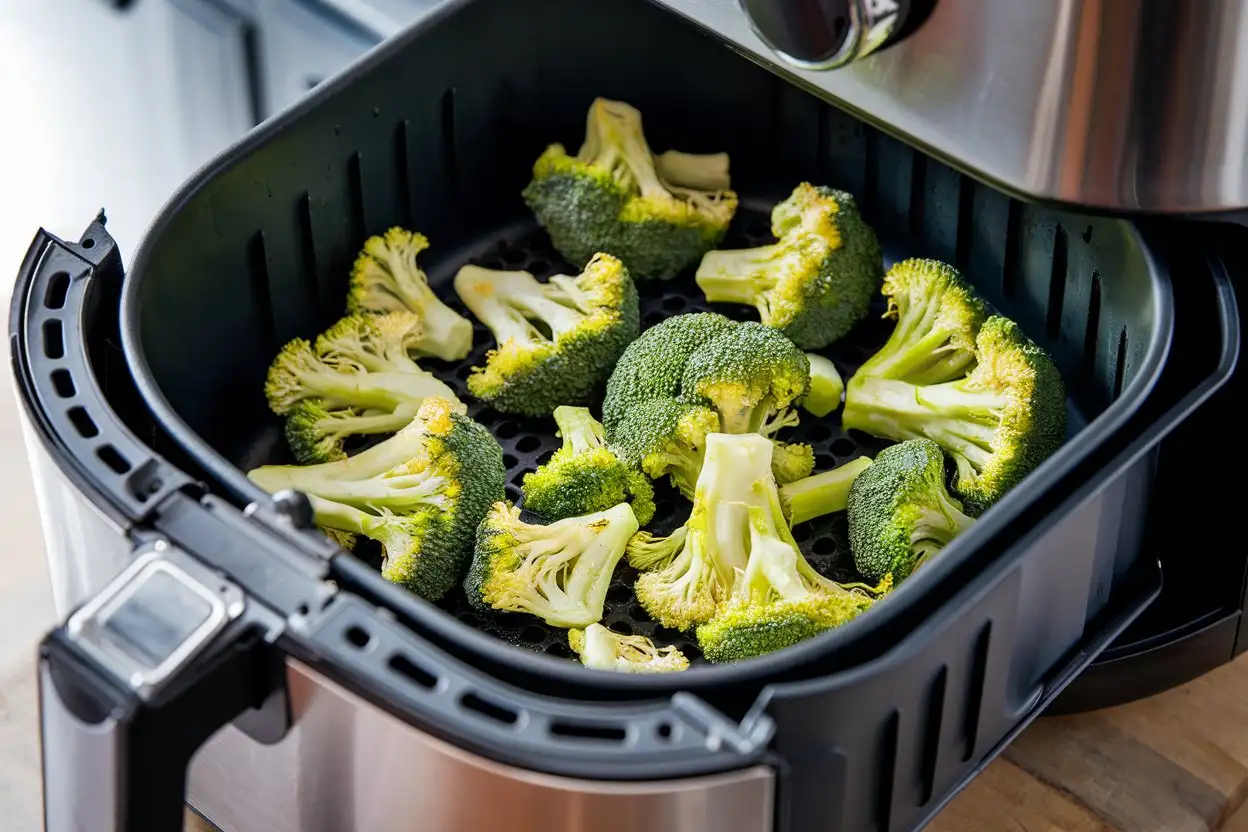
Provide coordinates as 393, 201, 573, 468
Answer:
11, 0, 1239, 829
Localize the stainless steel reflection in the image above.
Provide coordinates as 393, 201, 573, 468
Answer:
657, 0, 1248, 212
187, 659, 775, 832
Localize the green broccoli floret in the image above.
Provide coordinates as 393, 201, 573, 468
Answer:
521, 406, 655, 525
264, 315, 467, 464
248, 398, 504, 600
568, 623, 689, 673
769, 440, 816, 484
851, 258, 987, 385
802, 353, 844, 417
843, 316, 1066, 514
779, 455, 874, 526
464, 501, 638, 628
602, 311, 739, 431
682, 322, 811, 434
626, 524, 689, 571
347, 228, 474, 362
610, 397, 719, 500
846, 439, 975, 583
522, 98, 739, 281
454, 252, 640, 416
695, 184, 883, 349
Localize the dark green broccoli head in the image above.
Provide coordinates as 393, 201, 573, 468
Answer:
522, 98, 738, 281
682, 322, 812, 434
521, 406, 655, 525
601, 311, 739, 431
846, 438, 974, 583
695, 184, 883, 349
454, 252, 640, 416
696, 589, 874, 663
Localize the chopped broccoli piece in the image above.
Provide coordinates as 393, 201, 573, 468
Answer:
264, 316, 467, 464
454, 252, 640, 416
347, 228, 474, 362
802, 353, 844, 417
568, 623, 689, 673
522, 98, 738, 281
681, 322, 811, 434
248, 398, 504, 600
843, 316, 1066, 514
610, 397, 720, 500
464, 502, 638, 628
779, 456, 874, 526
847, 439, 975, 583
853, 258, 987, 385
521, 406, 655, 524
695, 184, 883, 349
626, 524, 689, 571
769, 440, 816, 484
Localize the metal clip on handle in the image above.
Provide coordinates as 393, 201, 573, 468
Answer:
739, 0, 916, 70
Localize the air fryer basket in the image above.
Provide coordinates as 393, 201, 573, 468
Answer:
120, 0, 1170, 689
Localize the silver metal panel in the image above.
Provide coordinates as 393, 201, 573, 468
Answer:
39, 663, 122, 832
188, 660, 775, 832
657, 0, 1248, 212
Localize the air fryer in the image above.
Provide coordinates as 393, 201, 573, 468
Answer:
14, 1, 1247, 831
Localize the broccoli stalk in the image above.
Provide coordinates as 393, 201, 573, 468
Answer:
654, 150, 731, 191
802, 353, 844, 417
465, 502, 639, 628
568, 623, 689, 673
347, 228, 474, 362
779, 456, 874, 526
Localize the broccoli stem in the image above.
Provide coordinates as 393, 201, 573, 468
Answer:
308, 408, 418, 440
909, 497, 975, 574
249, 420, 431, 493
582, 99, 668, 200
843, 376, 1004, 459
654, 150, 731, 191
803, 353, 844, 418
299, 369, 455, 413
282, 468, 448, 514
553, 406, 606, 455
506, 290, 586, 337
695, 244, 785, 304
780, 456, 874, 526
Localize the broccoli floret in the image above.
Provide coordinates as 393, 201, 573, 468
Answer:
802, 353, 844, 417
522, 98, 738, 281
843, 316, 1066, 514
769, 440, 816, 484
521, 406, 655, 524
454, 253, 640, 416
626, 524, 689, 571
568, 623, 689, 673
248, 398, 504, 600
847, 439, 975, 583
852, 258, 987, 386
779, 456, 874, 526
346, 228, 474, 362
464, 502, 638, 628
608, 397, 718, 500
695, 184, 883, 349
265, 317, 467, 463
682, 322, 811, 434
602, 312, 739, 431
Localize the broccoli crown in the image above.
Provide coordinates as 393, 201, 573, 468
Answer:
682, 322, 811, 434
853, 258, 987, 386
521, 406, 656, 525
522, 98, 738, 281
608, 397, 720, 500
843, 316, 1066, 515
454, 253, 640, 416
346, 227, 474, 362
568, 623, 689, 673
695, 184, 883, 349
846, 438, 975, 583
601, 311, 738, 431
464, 501, 639, 628
249, 398, 505, 600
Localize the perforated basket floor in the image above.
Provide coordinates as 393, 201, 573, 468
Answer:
348, 205, 895, 666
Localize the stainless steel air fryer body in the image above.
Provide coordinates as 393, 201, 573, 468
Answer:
16, 1, 1246, 832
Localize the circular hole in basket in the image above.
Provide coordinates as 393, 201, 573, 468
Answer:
656, 722, 673, 740
519, 626, 546, 645
812, 536, 837, 556
831, 438, 857, 458
502, 454, 519, 469
546, 641, 573, 659
606, 584, 633, 604
791, 524, 813, 543
515, 435, 542, 453
495, 422, 520, 440
808, 423, 833, 442
612, 621, 634, 636
81, 238, 96, 250
505, 485, 522, 502
816, 453, 837, 470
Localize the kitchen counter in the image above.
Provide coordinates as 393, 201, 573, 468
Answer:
176, 653, 1248, 831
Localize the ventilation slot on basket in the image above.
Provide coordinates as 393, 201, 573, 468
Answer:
51, 369, 75, 399
296, 194, 321, 324
955, 176, 975, 268
961, 623, 992, 762
347, 152, 366, 245
550, 720, 627, 743
393, 120, 413, 226
441, 88, 459, 192
907, 153, 927, 240
43, 320, 64, 359
876, 710, 900, 829
918, 666, 948, 806
44, 272, 70, 310
1046, 226, 1069, 338
1001, 201, 1024, 298
461, 692, 518, 725
389, 653, 438, 689
1082, 273, 1103, 381
1113, 329, 1129, 400
68, 407, 98, 439
96, 445, 131, 475
247, 232, 275, 349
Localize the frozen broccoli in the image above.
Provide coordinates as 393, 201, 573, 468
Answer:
802, 353, 844, 417
264, 315, 466, 464
779, 456, 874, 526
843, 316, 1066, 514
522, 98, 738, 281
347, 228, 474, 362
248, 398, 505, 600
454, 252, 640, 416
568, 623, 689, 673
695, 184, 883, 349
464, 501, 638, 628
846, 439, 975, 583
521, 406, 655, 524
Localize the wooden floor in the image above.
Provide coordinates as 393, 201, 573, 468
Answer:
186, 654, 1248, 832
